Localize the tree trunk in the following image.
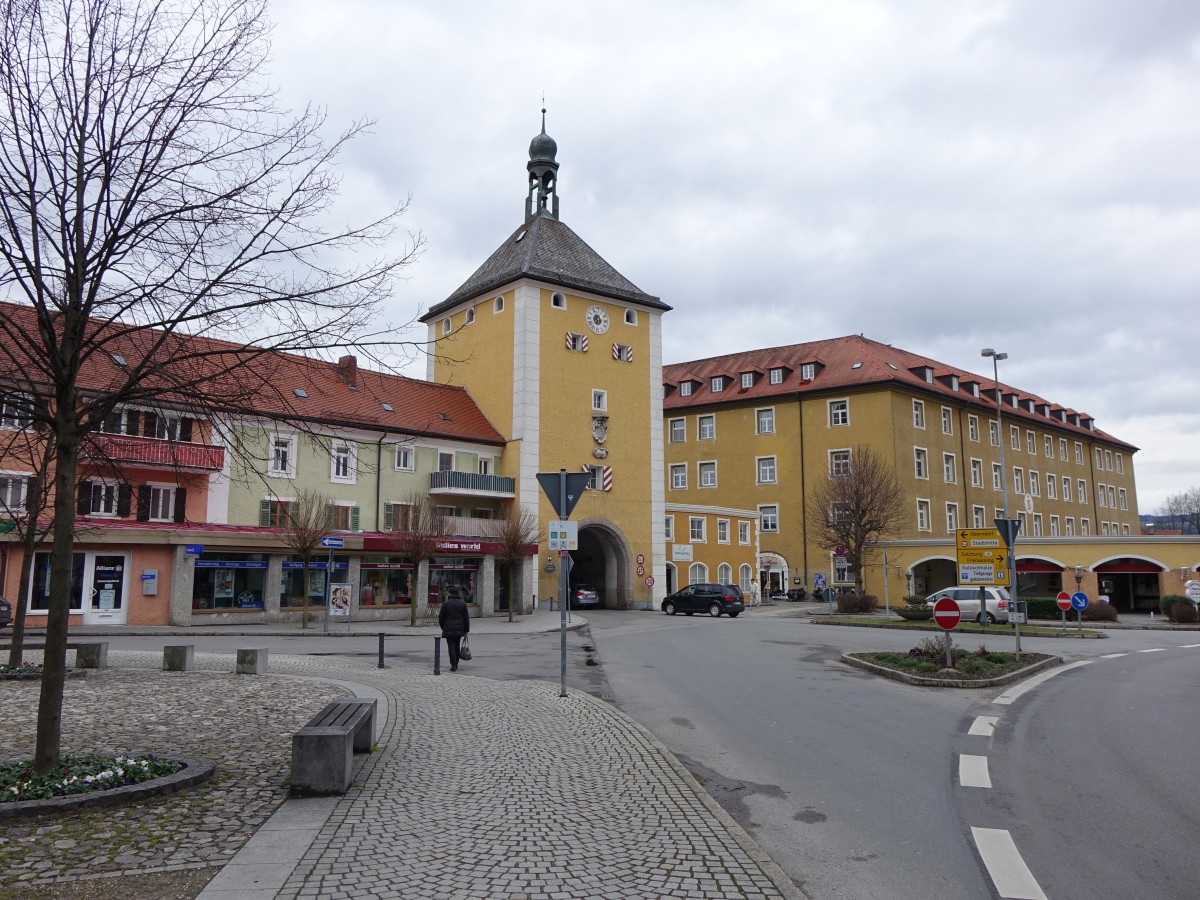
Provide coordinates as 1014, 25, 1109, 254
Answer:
34, 431, 79, 774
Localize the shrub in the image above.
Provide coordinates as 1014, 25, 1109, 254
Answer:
1081, 600, 1119, 622
836, 593, 878, 614
909, 636, 949, 661
902, 594, 927, 608
1169, 601, 1198, 624
1023, 596, 1064, 620
1160, 595, 1188, 617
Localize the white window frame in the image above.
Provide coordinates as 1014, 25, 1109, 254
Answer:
670, 464, 687, 490
1047, 474, 1056, 499
0, 472, 29, 514
913, 400, 925, 429
551, 292, 566, 309
1033, 513, 1043, 537
801, 363, 816, 380
465, 307, 475, 325
741, 373, 754, 389
916, 499, 931, 532
438, 451, 454, 472
697, 414, 715, 440
738, 521, 750, 545
1065, 517, 1075, 536
1050, 515, 1059, 536
1078, 478, 1087, 503
993, 463, 1003, 491
668, 418, 685, 443
943, 453, 956, 484
769, 368, 784, 385
1119, 487, 1127, 510
331, 440, 356, 483
1081, 518, 1090, 536
1095, 447, 1103, 467
941, 407, 952, 435
1105, 449, 1113, 470
441, 318, 451, 335
758, 456, 777, 484
679, 381, 692, 397
1026, 431, 1035, 454
0, 394, 33, 429
829, 399, 849, 427
830, 449, 851, 478
989, 420, 1000, 446
592, 389, 608, 412
968, 415, 979, 442
1063, 476, 1072, 501
1013, 467, 1024, 495
1116, 453, 1124, 474
664, 515, 674, 541
1010, 425, 1020, 451
89, 480, 120, 517
1044, 435, 1053, 458
689, 563, 708, 585
946, 502, 959, 533
914, 447, 928, 480
1029, 470, 1040, 496
698, 461, 717, 488
269, 434, 297, 478
1075, 441, 1083, 464
972, 505, 985, 528
756, 407, 775, 434
146, 483, 176, 522
717, 519, 730, 544
711, 376, 724, 393
1059, 438, 1068, 461
759, 505, 779, 533
493, 295, 505, 313
689, 517, 706, 542
395, 445, 414, 472
970, 458, 983, 488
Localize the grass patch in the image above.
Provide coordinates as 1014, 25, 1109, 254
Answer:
852, 645, 1055, 682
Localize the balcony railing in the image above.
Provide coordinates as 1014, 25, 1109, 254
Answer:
438, 515, 504, 539
84, 433, 225, 472
428, 470, 515, 497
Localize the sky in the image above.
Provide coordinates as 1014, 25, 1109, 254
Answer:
267, 0, 1200, 513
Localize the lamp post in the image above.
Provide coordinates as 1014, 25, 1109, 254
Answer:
982, 348, 1021, 654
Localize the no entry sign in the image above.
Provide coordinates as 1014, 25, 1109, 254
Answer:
933, 597, 961, 631
1056, 591, 1073, 612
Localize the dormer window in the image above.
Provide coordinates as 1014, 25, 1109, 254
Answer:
680, 381, 692, 397
770, 368, 784, 384
740, 373, 754, 389
949, 375, 959, 390
800, 363, 816, 380
1025, 399, 1036, 413
970, 383, 980, 398
711, 377, 724, 392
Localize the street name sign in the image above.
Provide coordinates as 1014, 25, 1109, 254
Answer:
320, 536, 344, 549
933, 597, 961, 631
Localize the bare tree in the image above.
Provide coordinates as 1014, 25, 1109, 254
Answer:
1159, 487, 1200, 535
0, 0, 421, 772
491, 504, 542, 622
806, 444, 906, 595
389, 493, 450, 627
276, 488, 337, 630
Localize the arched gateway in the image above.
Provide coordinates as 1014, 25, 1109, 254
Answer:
570, 521, 634, 609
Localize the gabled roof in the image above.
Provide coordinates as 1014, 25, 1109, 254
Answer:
663, 334, 1136, 450
422, 211, 670, 319
0, 300, 506, 446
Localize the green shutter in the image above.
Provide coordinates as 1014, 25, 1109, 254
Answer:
383, 502, 393, 530
259, 499, 271, 527
350, 506, 360, 532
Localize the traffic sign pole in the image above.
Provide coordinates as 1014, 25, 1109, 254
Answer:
932, 598, 961, 668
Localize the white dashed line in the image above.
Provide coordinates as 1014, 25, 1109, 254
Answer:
1099, 652, 1127, 659
959, 754, 992, 788
1137, 648, 1166, 653
1184, 644, 1200, 649
972, 827, 1048, 899
993, 660, 1092, 706
969, 715, 999, 736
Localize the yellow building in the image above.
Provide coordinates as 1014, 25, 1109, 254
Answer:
661, 335, 1192, 613
420, 115, 675, 609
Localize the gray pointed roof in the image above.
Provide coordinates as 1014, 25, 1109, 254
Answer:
423, 212, 670, 320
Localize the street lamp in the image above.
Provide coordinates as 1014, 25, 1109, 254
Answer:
983, 348, 1021, 653
981, 348, 1011, 522
1074, 566, 1084, 589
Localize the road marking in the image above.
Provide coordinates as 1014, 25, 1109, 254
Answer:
1137, 648, 1166, 653
959, 754, 992, 788
993, 660, 1091, 706
1099, 652, 1127, 658
1183, 643, 1200, 649
972, 827, 1048, 900
969, 715, 999, 736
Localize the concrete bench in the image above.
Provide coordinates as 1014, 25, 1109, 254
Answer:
1, 641, 109, 669
290, 698, 377, 797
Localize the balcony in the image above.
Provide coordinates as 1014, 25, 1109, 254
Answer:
438, 515, 503, 540
84, 433, 225, 472
428, 470, 515, 498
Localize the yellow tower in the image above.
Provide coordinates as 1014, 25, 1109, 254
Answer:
421, 113, 671, 609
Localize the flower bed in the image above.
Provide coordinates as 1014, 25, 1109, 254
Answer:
1, 753, 183, 802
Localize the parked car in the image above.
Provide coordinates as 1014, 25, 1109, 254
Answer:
0, 596, 10, 629
924, 586, 1012, 624
661, 583, 745, 618
569, 583, 600, 609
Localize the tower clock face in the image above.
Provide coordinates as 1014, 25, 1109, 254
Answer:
586, 305, 610, 334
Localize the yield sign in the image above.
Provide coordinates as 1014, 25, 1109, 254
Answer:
536, 470, 593, 519
933, 597, 961, 631
1056, 591, 1073, 611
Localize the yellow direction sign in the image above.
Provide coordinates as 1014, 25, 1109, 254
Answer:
956, 529, 1009, 585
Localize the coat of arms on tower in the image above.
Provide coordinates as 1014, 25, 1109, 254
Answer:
592, 415, 608, 445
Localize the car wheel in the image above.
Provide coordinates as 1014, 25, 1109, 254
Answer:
977, 611, 996, 625
664, 601, 677, 615
708, 603, 722, 617
728, 611, 740, 618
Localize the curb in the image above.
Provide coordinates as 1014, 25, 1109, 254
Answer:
840, 652, 1063, 688
0, 755, 215, 822
810, 618, 1107, 638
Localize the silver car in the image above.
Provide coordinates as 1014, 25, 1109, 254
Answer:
925, 586, 1012, 624
569, 583, 600, 609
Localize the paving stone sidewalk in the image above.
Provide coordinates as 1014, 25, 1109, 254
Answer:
4, 650, 805, 899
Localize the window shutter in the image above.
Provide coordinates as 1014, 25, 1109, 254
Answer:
259, 499, 272, 527
125, 410, 141, 436
141, 411, 156, 437
383, 502, 393, 530
174, 487, 187, 523
136, 484, 151, 521
325, 503, 336, 530
179, 417, 193, 442
117, 483, 132, 517
350, 506, 360, 531
77, 481, 92, 516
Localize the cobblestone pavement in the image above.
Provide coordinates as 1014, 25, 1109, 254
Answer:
3, 649, 804, 899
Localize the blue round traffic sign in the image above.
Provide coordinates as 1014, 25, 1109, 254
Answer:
1071, 591, 1089, 611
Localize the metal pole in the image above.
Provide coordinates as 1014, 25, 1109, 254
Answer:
883, 548, 890, 617
988, 350, 1020, 659
434, 635, 441, 675
559, 469, 568, 698
322, 544, 333, 633
945, 630, 953, 669
378, 632, 385, 668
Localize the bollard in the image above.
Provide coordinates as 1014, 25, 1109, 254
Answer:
236, 647, 268, 675
434, 635, 442, 676
75, 642, 109, 669
163, 644, 194, 672
377, 632, 386, 669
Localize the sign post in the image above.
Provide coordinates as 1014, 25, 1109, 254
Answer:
320, 536, 344, 633
537, 469, 592, 698
1056, 591, 1072, 630
933, 597, 961, 668
1071, 591, 1089, 637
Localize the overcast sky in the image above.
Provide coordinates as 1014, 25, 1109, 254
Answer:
269, 0, 1200, 513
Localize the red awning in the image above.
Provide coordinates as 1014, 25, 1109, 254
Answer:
1094, 559, 1164, 574
1016, 560, 1063, 573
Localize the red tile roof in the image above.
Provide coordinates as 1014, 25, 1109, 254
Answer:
0, 300, 505, 445
663, 334, 1135, 450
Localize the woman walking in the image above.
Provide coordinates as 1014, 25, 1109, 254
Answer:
438, 588, 470, 671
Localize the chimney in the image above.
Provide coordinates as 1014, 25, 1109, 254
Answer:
336, 354, 357, 389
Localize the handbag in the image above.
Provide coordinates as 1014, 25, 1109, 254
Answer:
458, 636, 472, 660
